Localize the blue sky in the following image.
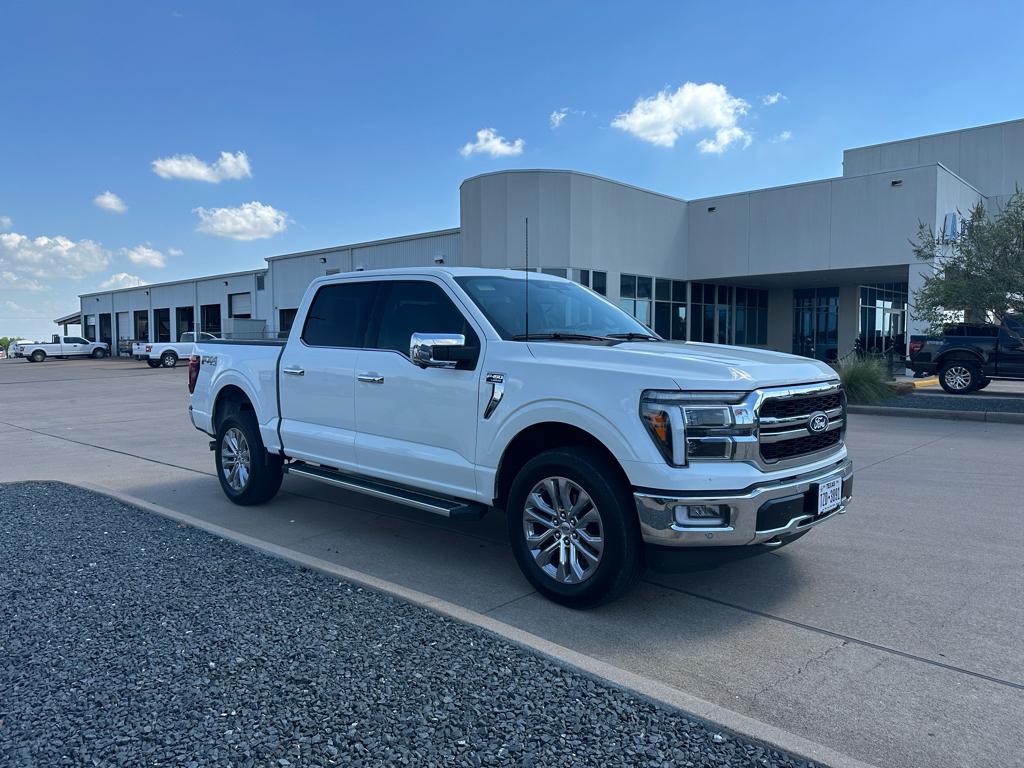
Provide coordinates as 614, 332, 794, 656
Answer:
2, 0, 1024, 339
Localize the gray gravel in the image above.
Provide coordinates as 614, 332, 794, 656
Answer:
0, 482, 823, 768
880, 392, 1024, 413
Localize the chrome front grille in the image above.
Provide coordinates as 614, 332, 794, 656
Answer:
756, 384, 846, 465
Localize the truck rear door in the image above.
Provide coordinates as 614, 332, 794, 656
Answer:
997, 318, 1024, 376
277, 280, 378, 473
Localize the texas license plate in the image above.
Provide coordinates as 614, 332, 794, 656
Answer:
817, 477, 843, 515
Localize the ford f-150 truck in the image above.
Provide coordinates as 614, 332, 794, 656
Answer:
188, 268, 852, 606
908, 314, 1024, 392
134, 331, 218, 368
14, 335, 109, 362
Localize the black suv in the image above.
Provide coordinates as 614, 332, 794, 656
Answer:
909, 315, 1024, 393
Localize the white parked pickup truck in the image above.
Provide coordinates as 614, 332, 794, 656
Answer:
188, 268, 853, 606
134, 332, 218, 368
14, 335, 109, 362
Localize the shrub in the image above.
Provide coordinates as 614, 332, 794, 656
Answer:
836, 356, 893, 404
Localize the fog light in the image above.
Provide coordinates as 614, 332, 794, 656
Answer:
673, 504, 728, 527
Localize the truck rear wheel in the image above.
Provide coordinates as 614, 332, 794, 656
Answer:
215, 412, 283, 505
939, 361, 980, 393
92, 348, 107, 359
30, 350, 45, 363
160, 351, 178, 368
506, 447, 644, 608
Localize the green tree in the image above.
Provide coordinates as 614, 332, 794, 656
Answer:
911, 190, 1024, 332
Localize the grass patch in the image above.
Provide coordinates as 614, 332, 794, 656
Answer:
836, 356, 894, 404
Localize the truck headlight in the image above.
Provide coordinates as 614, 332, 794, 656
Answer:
640, 390, 752, 466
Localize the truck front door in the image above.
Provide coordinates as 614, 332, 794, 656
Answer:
354, 278, 483, 501
997, 317, 1024, 376
278, 281, 378, 473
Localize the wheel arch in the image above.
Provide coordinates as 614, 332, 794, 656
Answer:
936, 349, 984, 367
492, 421, 631, 509
212, 384, 257, 432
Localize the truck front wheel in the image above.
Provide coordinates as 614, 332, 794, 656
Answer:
506, 447, 644, 608
215, 412, 283, 505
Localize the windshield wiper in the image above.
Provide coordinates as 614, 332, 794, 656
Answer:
511, 332, 612, 342
605, 332, 662, 341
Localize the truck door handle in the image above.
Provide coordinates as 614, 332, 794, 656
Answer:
282, 366, 305, 376
357, 374, 384, 384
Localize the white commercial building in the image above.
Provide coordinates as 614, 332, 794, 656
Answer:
74, 117, 1024, 361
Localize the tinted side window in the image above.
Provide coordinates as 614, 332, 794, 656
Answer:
372, 281, 478, 354
302, 282, 378, 347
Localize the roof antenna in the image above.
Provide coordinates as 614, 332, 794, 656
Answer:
524, 217, 530, 340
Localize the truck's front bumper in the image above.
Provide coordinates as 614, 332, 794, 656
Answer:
634, 458, 853, 547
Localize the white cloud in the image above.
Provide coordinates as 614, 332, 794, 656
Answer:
762, 92, 786, 106
612, 82, 751, 153
550, 108, 569, 128
152, 150, 252, 182
121, 245, 166, 268
0, 215, 11, 229
193, 201, 288, 240
93, 190, 127, 213
167, 247, 184, 256
99, 272, 147, 290
1, 270, 48, 292
0, 231, 110, 280
460, 128, 525, 158
771, 130, 793, 143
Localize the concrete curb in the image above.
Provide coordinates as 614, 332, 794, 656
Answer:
849, 405, 1024, 424
61, 480, 880, 768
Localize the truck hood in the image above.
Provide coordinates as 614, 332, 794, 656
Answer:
528, 340, 839, 391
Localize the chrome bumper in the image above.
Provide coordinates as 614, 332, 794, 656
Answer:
635, 459, 853, 547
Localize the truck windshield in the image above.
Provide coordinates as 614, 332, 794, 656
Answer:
455, 275, 659, 341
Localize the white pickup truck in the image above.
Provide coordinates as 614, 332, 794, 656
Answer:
188, 267, 852, 606
134, 332, 218, 368
14, 335, 109, 362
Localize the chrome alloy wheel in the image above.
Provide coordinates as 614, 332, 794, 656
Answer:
523, 476, 604, 584
221, 427, 251, 491
944, 365, 972, 391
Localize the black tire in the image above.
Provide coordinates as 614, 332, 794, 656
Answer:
92, 348, 107, 359
506, 446, 644, 608
214, 411, 283, 505
160, 351, 178, 368
146, 359, 161, 368
30, 350, 45, 363
939, 360, 980, 394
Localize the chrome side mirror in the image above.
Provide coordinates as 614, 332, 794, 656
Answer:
410, 332, 465, 368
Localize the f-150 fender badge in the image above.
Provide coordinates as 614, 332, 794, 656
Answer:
483, 373, 505, 419
201, 355, 218, 365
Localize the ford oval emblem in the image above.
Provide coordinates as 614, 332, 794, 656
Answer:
807, 411, 829, 434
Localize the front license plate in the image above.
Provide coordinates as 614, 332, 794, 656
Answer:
817, 477, 843, 515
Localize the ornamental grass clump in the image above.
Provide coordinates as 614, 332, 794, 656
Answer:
836, 356, 893, 404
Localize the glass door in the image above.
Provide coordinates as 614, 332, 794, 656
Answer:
792, 287, 839, 361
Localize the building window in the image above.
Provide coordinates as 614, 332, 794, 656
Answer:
734, 288, 768, 346
858, 282, 908, 355
619, 273, 653, 327
653, 279, 688, 340
133, 309, 149, 341
591, 271, 607, 296
256, 273, 265, 290
541, 267, 568, 278
153, 308, 171, 343
228, 292, 252, 319
200, 304, 221, 335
